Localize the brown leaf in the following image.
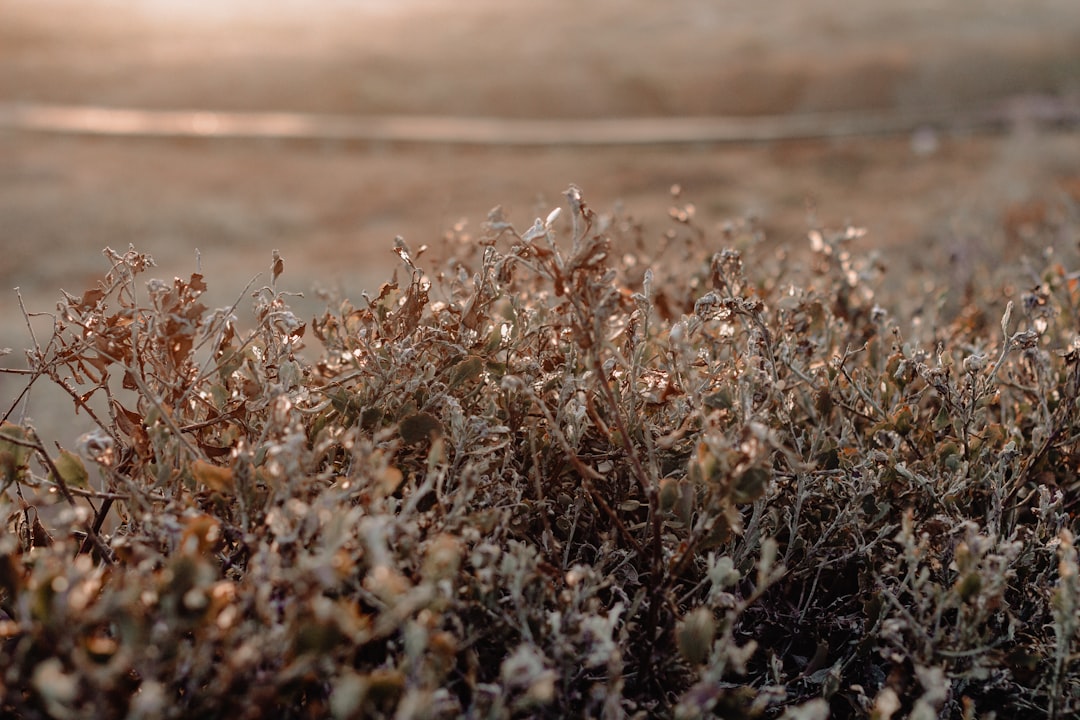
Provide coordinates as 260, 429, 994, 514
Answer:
191, 459, 234, 493
30, 512, 54, 548
78, 287, 106, 311
271, 249, 284, 284
199, 442, 233, 459
393, 236, 416, 269
180, 514, 222, 555
111, 400, 144, 436
392, 281, 429, 339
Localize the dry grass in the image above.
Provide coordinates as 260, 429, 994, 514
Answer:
2, 185, 1080, 718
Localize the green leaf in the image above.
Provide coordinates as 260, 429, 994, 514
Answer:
447, 355, 484, 389
279, 359, 302, 391
676, 607, 716, 665
330, 389, 364, 425
399, 412, 444, 445
0, 422, 32, 485
360, 406, 383, 431
54, 448, 89, 489
732, 467, 769, 504
932, 405, 952, 432
703, 388, 734, 410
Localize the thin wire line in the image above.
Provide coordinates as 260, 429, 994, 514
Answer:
0, 95, 1076, 147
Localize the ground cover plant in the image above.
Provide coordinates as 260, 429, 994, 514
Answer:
1, 184, 1079, 718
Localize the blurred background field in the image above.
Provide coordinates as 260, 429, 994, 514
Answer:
1, 0, 1079, 439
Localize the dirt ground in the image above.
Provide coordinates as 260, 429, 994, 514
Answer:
2, 0, 1080, 439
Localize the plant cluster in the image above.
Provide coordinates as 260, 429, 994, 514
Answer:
1, 185, 1079, 718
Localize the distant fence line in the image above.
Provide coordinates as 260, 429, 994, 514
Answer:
0, 96, 1077, 146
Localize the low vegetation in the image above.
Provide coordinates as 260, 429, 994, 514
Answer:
1, 185, 1079, 718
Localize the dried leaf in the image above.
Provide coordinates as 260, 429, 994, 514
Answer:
393, 236, 415, 268
191, 459, 234, 493
78, 287, 106, 310
271, 249, 284, 284
391, 281, 429, 339
30, 511, 54, 548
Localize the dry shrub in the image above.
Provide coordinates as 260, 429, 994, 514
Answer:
1, 185, 1080, 719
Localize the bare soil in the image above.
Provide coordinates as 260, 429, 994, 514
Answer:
2, 0, 1079, 437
